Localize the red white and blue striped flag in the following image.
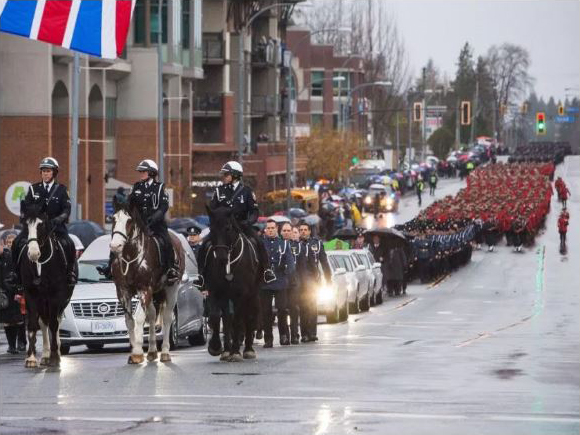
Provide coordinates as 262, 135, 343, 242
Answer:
0, 0, 135, 59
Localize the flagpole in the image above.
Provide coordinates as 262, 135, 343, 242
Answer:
70, 52, 80, 221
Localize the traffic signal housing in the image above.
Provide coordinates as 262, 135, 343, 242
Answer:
558, 105, 564, 116
536, 112, 546, 135
413, 102, 423, 122
460, 101, 471, 125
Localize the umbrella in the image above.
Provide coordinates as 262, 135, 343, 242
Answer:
169, 217, 207, 235
67, 220, 105, 248
332, 228, 358, 240
364, 227, 408, 248
288, 208, 307, 218
268, 215, 291, 223
194, 215, 210, 227
330, 194, 343, 202
304, 214, 321, 225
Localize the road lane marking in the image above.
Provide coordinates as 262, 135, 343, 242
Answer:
350, 411, 580, 424
53, 393, 341, 401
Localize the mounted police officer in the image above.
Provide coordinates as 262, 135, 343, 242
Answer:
11, 157, 77, 286
298, 222, 331, 343
260, 220, 294, 347
98, 159, 179, 284
200, 161, 274, 283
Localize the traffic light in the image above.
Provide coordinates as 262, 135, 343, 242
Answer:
460, 101, 471, 125
558, 105, 564, 116
536, 112, 546, 135
413, 102, 423, 122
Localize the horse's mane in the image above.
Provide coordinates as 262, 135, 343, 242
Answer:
115, 198, 147, 235
208, 206, 241, 234
22, 200, 45, 221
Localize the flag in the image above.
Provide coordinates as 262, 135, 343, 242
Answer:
0, 0, 136, 59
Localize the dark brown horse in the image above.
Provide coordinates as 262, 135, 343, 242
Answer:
110, 201, 185, 364
19, 202, 73, 368
204, 206, 263, 362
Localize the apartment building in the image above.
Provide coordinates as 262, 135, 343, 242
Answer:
0, 0, 203, 225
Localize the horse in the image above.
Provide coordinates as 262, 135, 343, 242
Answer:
203, 206, 263, 362
18, 202, 73, 368
110, 201, 185, 364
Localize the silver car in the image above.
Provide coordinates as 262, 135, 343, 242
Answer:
59, 231, 206, 354
327, 250, 369, 314
351, 249, 383, 306
317, 255, 350, 323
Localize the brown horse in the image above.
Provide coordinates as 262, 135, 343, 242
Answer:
109, 202, 185, 364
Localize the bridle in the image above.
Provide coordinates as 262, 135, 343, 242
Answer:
112, 214, 145, 276
211, 234, 243, 277
26, 219, 56, 266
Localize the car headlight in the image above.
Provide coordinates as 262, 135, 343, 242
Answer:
364, 196, 372, 205
386, 198, 394, 208
317, 285, 336, 303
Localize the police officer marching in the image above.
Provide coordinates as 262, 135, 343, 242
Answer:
281, 222, 303, 345
298, 221, 331, 343
11, 157, 77, 286
260, 220, 295, 348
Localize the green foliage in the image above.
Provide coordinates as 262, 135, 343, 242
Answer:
428, 127, 455, 159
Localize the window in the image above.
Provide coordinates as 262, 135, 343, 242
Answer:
182, 0, 190, 49
105, 98, 116, 138
332, 114, 339, 130
133, 0, 146, 44
311, 71, 324, 97
333, 71, 350, 97
150, 0, 168, 44
311, 114, 323, 128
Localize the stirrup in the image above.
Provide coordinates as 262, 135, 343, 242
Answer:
263, 269, 276, 283
192, 274, 204, 288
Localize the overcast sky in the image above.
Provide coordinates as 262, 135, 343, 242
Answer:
389, 0, 580, 102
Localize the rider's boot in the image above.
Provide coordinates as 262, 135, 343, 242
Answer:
165, 246, 180, 285
97, 253, 114, 279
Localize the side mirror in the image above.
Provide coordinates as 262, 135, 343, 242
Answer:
334, 267, 346, 275
373, 262, 381, 268
181, 273, 190, 283
356, 264, 365, 271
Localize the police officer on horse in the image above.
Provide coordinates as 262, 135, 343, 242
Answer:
199, 161, 274, 284
98, 159, 179, 284
11, 157, 77, 286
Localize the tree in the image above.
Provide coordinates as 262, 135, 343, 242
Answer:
428, 127, 455, 159
486, 43, 534, 141
299, 126, 363, 182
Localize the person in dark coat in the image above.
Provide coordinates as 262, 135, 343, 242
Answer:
260, 220, 295, 347
384, 247, 407, 296
281, 222, 303, 345
0, 232, 26, 354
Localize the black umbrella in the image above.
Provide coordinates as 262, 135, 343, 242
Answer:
67, 220, 105, 248
332, 228, 358, 240
288, 208, 307, 218
364, 227, 408, 248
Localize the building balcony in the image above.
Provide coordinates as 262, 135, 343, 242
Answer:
251, 43, 276, 67
202, 37, 224, 64
251, 95, 278, 117
193, 94, 223, 117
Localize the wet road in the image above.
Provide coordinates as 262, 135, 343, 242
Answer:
1, 159, 578, 435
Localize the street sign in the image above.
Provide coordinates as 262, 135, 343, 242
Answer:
4, 181, 31, 216
566, 107, 579, 113
555, 116, 575, 123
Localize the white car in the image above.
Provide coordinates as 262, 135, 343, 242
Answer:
317, 259, 350, 324
59, 231, 206, 354
327, 250, 369, 314
351, 249, 383, 306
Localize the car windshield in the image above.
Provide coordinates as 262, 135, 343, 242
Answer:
78, 260, 112, 283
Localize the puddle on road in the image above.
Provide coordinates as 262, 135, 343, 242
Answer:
493, 368, 524, 379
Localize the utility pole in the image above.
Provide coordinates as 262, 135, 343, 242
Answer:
157, 0, 164, 182
492, 99, 497, 146
470, 79, 478, 145
285, 50, 293, 211
421, 67, 427, 161
455, 98, 460, 150
407, 92, 412, 167
70, 52, 80, 221
395, 110, 400, 171
237, 28, 245, 163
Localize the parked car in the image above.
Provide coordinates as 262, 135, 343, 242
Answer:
317, 256, 350, 324
59, 231, 206, 354
351, 249, 383, 306
350, 250, 377, 310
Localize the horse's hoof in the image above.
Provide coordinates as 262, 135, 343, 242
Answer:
24, 359, 38, 369
160, 353, 171, 363
49, 357, 60, 368
243, 350, 256, 360
127, 354, 144, 364
228, 352, 243, 363
147, 352, 158, 362
40, 357, 51, 366
219, 352, 231, 361
208, 345, 223, 357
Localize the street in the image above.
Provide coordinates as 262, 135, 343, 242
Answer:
0, 158, 578, 435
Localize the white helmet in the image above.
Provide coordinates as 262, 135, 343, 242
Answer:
39, 157, 59, 171
136, 159, 159, 176
220, 161, 243, 178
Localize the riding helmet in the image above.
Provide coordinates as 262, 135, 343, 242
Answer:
220, 161, 243, 179
39, 157, 59, 175
136, 159, 159, 177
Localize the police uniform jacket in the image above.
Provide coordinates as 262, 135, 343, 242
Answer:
299, 237, 332, 283
21, 182, 71, 236
261, 237, 294, 291
210, 182, 259, 226
129, 180, 169, 233
288, 240, 304, 288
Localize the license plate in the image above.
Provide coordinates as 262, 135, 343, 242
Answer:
91, 320, 115, 333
